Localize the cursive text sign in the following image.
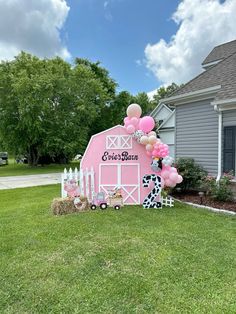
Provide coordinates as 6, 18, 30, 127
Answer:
102, 151, 138, 162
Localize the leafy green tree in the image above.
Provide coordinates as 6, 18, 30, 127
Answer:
132, 92, 152, 115
151, 83, 181, 111
108, 91, 153, 127
109, 91, 132, 126
74, 59, 117, 136
0, 52, 114, 166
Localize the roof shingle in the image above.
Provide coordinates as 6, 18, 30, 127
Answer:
171, 51, 236, 101
202, 39, 236, 65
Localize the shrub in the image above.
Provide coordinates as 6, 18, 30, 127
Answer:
205, 174, 233, 202
175, 158, 207, 192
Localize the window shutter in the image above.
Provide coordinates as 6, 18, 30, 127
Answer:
223, 127, 235, 173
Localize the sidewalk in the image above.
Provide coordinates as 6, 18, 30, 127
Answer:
0, 173, 61, 190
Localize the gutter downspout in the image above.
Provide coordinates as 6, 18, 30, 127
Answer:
214, 105, 222, 182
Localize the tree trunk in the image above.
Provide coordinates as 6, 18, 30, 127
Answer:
27, 145, 39, 166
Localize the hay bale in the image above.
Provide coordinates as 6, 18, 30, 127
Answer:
51, 196, 89, 215
51, 197, 76, 215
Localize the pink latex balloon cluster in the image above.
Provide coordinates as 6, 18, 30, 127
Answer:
158, 166, 183, 188
124, 104, 156, 135
152, 143, 169, 158
124, 116, 140, 134
124, 103, 142, 134
144, 138, 169, 159
124, 103, 183, 188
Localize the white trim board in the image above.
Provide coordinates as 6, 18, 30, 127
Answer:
212, 98, 236, 111
151, 103, 172, 120
158, 110, 175, 130
160, 85, 221, 106
202, 59, 222, 69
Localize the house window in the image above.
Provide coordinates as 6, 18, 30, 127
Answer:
223, 126, 236, 175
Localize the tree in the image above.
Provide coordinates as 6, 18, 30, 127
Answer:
74, 59, 117, 136
0, 52, 114, 166
108, 91, 153, 127
151, 83, 181, 111
132, 92, 152, 115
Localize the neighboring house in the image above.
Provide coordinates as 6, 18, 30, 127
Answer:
159, 39, 236, 178
151, 103, 175, 158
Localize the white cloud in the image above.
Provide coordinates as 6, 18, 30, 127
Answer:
0, 0, 70, 61
145, 0, 236, 86
147, 89, 158, 100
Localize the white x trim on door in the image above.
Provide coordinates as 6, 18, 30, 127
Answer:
99, 163, 140, 204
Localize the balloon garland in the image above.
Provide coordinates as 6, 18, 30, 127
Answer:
124, 103, 183, 188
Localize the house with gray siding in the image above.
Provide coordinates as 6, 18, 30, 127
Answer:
159, 40, 236, 179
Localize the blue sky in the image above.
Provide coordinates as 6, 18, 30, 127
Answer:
0, 0, 235, 96
64, 0, 180, 94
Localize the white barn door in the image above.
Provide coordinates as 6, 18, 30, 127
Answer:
99, 163, 140, 205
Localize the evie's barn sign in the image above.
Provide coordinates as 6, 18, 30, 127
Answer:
102, 151, 138, 161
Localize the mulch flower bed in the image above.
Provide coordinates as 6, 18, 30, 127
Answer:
173, 191, 236, 213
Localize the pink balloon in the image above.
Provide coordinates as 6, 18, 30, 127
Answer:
125, 120, 132, 127
146, 144, 153, 151
146, 151, 152, 157
154, 140, 161, 149
177, 175, 183, 183
165, 179, 172, 186
152, 149, 159, 157
170, 167, 177, 173
131, 117, 139, 126
169, 180, 177, 188
161, 170, 170, 179
124, 117, 130, 124
169, 172, 178, 182
139, 116, 155, 133
126, 124, 135, 134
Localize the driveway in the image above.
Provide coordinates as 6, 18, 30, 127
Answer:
0, 173, 61, 190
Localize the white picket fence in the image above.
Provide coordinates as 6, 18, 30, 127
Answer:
61, 167, 95, 201
162, 196, 174, 207
61, 168, 174, 207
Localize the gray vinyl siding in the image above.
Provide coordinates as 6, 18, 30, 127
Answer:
176, 99, 218, 175
223, 110, 236, 127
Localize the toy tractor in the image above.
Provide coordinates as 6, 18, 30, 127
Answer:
90, 192, 108, 210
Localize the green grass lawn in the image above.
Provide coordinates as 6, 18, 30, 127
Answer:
0, 185, 236, 313
0, 158, 80, 177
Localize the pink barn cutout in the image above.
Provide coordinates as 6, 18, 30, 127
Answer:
80, 125, 154, 205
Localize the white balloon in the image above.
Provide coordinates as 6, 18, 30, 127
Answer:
162, 156, 174, 166
148, 135, 157, 145
148, 131, 157, 137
